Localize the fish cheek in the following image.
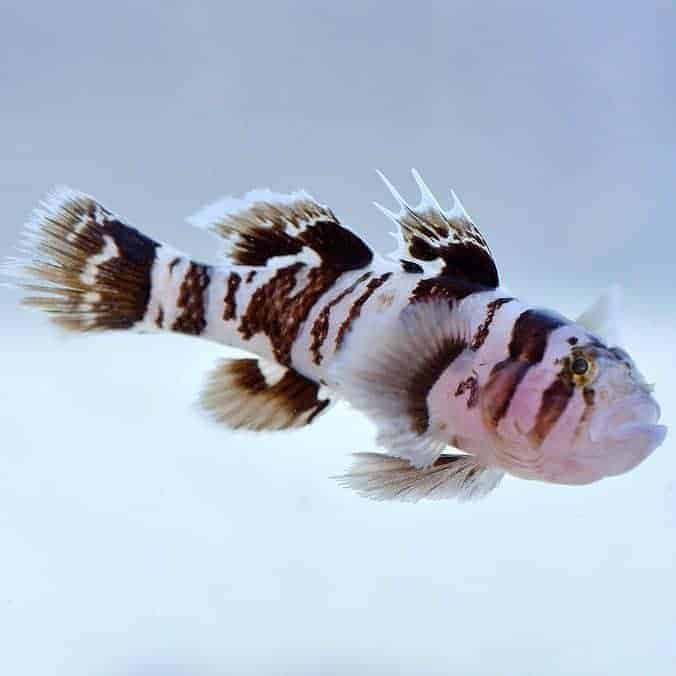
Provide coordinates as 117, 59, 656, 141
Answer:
480, 359, 530, 435
543, 389, 586, 451
527, 376, 575, 447
499, 362, 563, 444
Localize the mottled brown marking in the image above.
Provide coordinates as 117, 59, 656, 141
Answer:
408, 236, 439, 262
509, 310, 566, 362
400, 259, 424, 274
239, 263, 345, 366
529, 370, 575, 446
470, 297, 513, 350
232, 226, 301, 266
171, 263, 210, 335
155, 305, 164, 328
455, 374, 479, 408
223, 271, 241, 321
416, 238, 499, 288
335, 273, 392, 352
482, 310, 567, 430
396, 206, 453, 243
309, 272, 372, 365
573, 387, 596, 443
407, 339, 467, 434
396, 198, 498, 287
297, 219, 373, 269
432, 454, 468, 469
216, 196, 373, 269
377, 291, 396, 308
228, 200, 374, 365
583, 387, 595, 406
90, 219, 159, 328
403, 205, 454, 237
483, 360, 531, 428
410, 275, 484, 304
307, 398, 331, 423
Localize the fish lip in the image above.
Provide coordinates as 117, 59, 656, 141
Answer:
608, 422, 667, 444
589, 392, 661, 443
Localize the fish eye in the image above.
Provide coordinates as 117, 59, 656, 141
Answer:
571, 357, 590, 375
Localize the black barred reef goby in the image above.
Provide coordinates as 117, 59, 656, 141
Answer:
3, 172, 666, 502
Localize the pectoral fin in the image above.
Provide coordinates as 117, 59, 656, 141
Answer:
330, 298, 472, 467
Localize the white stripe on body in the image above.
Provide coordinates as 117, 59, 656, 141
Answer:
140, 246, 191, 331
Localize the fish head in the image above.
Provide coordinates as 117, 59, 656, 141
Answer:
480, 324, 667, 484
556, 339, 666, 482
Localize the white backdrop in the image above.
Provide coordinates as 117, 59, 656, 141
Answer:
1, 2, 674, 674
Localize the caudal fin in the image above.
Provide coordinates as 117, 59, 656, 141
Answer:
4, 187, 169, 332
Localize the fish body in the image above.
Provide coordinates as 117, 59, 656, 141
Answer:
5, 173, 666, 501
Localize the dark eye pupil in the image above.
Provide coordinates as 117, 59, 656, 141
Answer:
572, 357, 589, 375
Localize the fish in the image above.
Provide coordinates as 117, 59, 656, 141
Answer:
3, 171, 667, 502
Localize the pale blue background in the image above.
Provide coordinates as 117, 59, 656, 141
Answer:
1, 2, 675, 674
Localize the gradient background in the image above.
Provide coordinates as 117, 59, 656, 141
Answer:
1, 2, 675, 674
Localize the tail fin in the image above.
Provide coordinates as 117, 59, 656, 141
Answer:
5, 187, 166, 332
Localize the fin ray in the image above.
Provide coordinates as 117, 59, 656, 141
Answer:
3, 187, 162, 331
375, 170, 499, 288
188, 189, 373, 270
330, 298, 474, 467
336, 452, 504, 502
199, 358, 332, 431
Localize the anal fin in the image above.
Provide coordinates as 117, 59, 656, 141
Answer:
336, 453, 503, 502
200, 358, 331, 431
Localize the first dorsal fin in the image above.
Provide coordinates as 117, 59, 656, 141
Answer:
188, 189, 373, 271
199, 358, 332, 431
374, 170, 499, 288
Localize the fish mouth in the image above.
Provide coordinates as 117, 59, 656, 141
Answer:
582, 391, 667, 475
608, 420, 667, 447
589, 392, 662, 444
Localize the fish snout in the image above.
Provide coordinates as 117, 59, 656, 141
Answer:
589, 391, 661, 444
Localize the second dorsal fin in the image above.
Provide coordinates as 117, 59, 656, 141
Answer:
188, 189, 373, 271
374, 170, 499, 288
